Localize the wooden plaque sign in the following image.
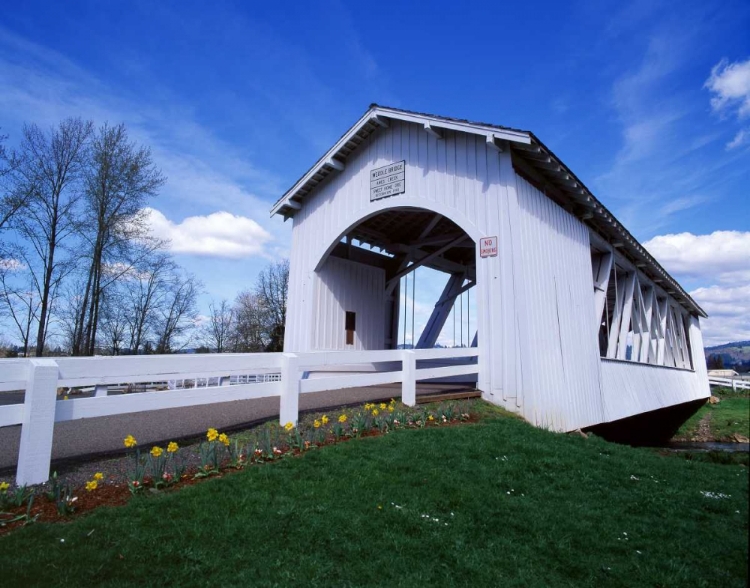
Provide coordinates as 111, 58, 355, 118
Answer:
370, 161, 405, 201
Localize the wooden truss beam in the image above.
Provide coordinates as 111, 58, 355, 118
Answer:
416, 273, 467, 349
592, 251, 613, 331
385, 235, 470, 295
419, 214, 443, 240
615, 272, 637, 360
407, 233, 465, 248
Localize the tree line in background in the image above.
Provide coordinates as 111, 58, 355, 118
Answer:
196, 259, 289, 354
0, 119, 287, 357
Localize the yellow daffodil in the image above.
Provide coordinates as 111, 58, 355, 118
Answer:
390, 398, 396, 405
284, 422, 295, 432
150, 446, 164, 458
372, 409, 379, 416
379, 403, 386, 410
219, 433, 230, 446
0, 482, 9, 492
428, 415, 435, 421
364, 403, 373, 410
313, 419, 321, 428
338, 414, 347, 423
167, 441, 179, 453
85, 480, 98, 492
207, 428, 219, 442
63, 395, 69, 400
124, 435, 137, 448
93, 472, 104, 481
321, 415, 329, 425
388, 405, 394, 412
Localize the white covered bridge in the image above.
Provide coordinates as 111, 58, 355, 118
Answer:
0, 105, 711, 486
274, 104, 710, 434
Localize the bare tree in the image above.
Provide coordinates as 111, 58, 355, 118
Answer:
202, 299, 234, 353
255, 259, 289, 351
0, 130, 30, 232
0, 268, 39, 357
13, 118, 93, 355
123, 253, 176, 354
152, 272, 201, 354
0, 335, 17, 358
231, 291, 266, 352
55, 276, 88, 353
98, 289, 129, 355
71, 123, 165, 356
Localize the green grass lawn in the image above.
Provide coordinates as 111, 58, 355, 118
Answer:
1, 412, 747, 587
709, 397, 750, 439
677, 392, 750, 441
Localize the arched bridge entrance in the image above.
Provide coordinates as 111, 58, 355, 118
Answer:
313, 207, 478, 355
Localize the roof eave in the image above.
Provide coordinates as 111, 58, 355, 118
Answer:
269, 106, 706, 319
270, 105, 533, 217
513, 134, 707, 318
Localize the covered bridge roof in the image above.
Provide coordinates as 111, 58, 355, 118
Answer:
271, 104, 706, 318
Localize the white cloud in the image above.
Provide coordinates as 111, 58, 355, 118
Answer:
690, 284, 750, 346
145, 208, 273, 259
726, 128, 749, 150
643, 230, 750, 282
644, 230, 750, 345
593, 27, 730, 235
0, 258, 25, 272
657, 195, 709, 216
705, 57, 750, 119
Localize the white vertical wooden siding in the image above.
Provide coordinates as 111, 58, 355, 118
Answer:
312, 256, 385, 350
285, 119, 497, 360
600, 360, 707, 422
511, 175, 605, 431
283, 117, 709, 431
284, 118, 506, 418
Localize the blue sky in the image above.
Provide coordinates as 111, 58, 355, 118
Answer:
1, 0, 749, 346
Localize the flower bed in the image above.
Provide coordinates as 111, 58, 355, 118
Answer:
0, 399, 476, 535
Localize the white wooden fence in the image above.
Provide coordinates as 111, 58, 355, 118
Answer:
0, 348, 479, 486
708, 376, 750, 391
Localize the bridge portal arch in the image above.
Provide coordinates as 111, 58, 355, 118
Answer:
310, 204, 480, 355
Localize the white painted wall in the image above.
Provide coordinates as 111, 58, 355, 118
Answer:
312, 256, 385, 350
283, 117, 709, 431
509, 175, 606, 430
601, 359, 707, 422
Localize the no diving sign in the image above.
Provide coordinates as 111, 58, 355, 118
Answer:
480, 236, 498, 258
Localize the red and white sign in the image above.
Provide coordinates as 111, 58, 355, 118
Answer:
480, 236, 498, 258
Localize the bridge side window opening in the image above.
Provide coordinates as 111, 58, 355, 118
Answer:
590, 247, 693, 370
345, 311, 356, 346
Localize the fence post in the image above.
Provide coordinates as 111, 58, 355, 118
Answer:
16, 358, 59, 486
280, 353, 300, 427
402, 350, 416, 407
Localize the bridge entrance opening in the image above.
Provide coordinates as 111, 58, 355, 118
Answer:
314, 207, 478, 355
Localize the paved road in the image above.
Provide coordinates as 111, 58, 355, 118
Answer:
0, 383, 475, 471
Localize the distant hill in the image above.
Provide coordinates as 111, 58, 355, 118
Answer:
705, 341, 750, 373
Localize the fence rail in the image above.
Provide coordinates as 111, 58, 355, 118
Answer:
0, 348, 479, 486
708, 376, 750, 391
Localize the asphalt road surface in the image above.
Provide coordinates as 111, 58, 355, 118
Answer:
0, 383, 475, 471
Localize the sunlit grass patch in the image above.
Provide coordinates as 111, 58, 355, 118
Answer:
0, 406, 746, 587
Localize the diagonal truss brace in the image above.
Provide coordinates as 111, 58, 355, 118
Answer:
416, 274, 471, 349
